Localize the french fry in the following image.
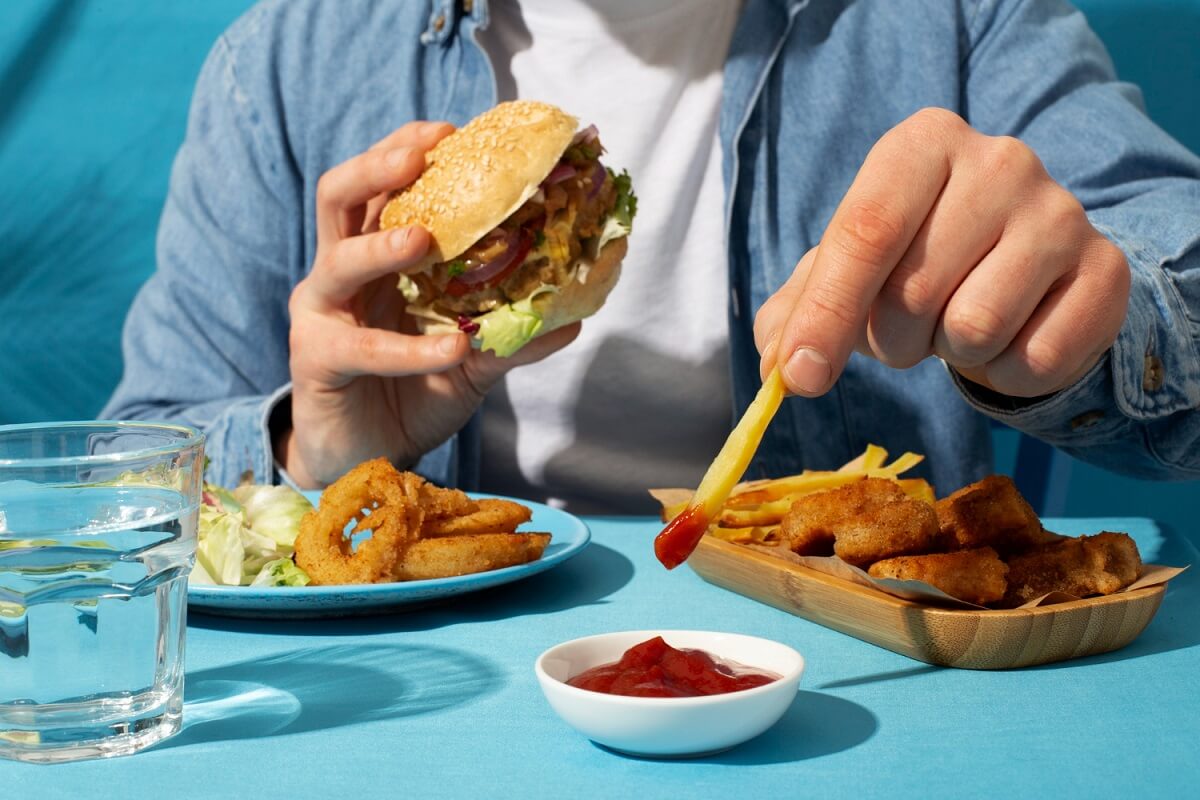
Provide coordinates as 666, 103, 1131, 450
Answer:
897, 478, 936, 504
719, 499, 795, 527
860, 444, 890, 471
837, 443, 888, 473
873, 451, 924, 477
710, 525, 781, 545
654, 368, 786, 568
662, 503, 688, 522
648, 488, 693, 522
730, 450, 923, 504
729, 471, 867, 504
725, 490, 772, 506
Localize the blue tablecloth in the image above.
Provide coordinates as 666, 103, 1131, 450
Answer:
6, 516, 1198, 798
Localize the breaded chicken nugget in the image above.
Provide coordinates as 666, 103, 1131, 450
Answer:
934, 475, 1049, 554
868, 547, 1009, 605
781, 478, 907, 556
833, 499, 941, 567
781, 478, 939, 566
1001, 532, 1141, 607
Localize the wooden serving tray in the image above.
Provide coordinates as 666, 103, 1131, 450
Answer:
688, 536, 1165, 670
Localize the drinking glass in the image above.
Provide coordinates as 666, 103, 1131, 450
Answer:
0, 421, 204, 763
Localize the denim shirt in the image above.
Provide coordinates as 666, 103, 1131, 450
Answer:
103, 0, 1200, 494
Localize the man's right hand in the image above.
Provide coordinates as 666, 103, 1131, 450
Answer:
281, 121, 580, 488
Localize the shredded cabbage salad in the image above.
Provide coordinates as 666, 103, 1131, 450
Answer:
191, 482, 313, 587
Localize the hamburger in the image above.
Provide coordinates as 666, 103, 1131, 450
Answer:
380, 100, 637, 357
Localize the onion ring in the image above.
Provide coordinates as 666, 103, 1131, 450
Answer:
414, 479, 479, 521
294, 458, 424, 585
391, 533, 551, 581
421, 498, 532, 537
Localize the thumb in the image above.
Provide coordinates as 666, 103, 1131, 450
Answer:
774, 205, 909, 395
772, 249, 875, 396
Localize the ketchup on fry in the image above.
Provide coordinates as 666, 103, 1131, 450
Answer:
566, 636, 778, 697
654, 506, 709, 570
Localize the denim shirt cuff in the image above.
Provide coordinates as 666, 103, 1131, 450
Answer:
1093, 222, 1200, 420
948, 354, 1118, 444
950, 222, 1200, 441
199, 383, 292, 488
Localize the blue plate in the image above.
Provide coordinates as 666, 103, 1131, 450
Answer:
187, 493, 590, 619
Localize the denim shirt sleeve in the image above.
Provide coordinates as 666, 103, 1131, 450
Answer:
101, 13, 467, 489
100, 31, 299, 489
953, 0, 1200, 479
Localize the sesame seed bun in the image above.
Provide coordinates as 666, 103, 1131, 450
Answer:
380, 101, 579, 270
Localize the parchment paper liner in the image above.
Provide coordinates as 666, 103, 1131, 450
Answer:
743, 543, 1187, 610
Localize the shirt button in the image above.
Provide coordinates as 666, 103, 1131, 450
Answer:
432, 13, 446, 33
1143, 354, 1165, 392
1070, 410, 1105, 430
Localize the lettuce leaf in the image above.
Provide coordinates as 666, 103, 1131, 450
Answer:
193, 496, 301, 587
231, 484, 312, 550
597, 168, 637, 252
194, 506, 248, 586
477, 285, 560, 357
189, 557, 216, 586
250, 557, 311, 587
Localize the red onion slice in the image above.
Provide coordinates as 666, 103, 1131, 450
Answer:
572, 124, 599, 145
542, 162, 577, 186
455, 230, 520, 286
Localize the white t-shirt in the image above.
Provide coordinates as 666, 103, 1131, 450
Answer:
477, 0, 739, 514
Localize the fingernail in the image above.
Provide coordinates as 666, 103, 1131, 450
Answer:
388, 228, 409, 251
784, 347, 831, 395
759, 340, 778, 381
438, 336, 460, 356
385, 147, 411, 168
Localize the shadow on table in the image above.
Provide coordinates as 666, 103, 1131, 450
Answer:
816, 664, 942, 689
598, 691, 877, 765
188, 542, 635, 636
712, 691, 877, 765
1030, 521, 1200, 671
152, 643, 499, 751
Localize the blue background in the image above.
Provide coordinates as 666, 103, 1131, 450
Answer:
1, 0, 1197, 520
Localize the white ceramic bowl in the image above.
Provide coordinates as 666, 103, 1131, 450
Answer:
534, 630, 804, 758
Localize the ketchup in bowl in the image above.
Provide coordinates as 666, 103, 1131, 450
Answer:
566, 635, 779, 697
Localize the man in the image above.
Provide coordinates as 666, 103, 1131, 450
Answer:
104, 0, 1200, 512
